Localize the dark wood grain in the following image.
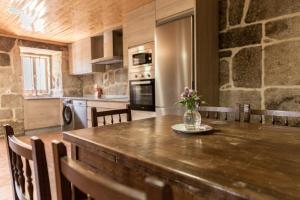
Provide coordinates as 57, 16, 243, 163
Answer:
52, 140, 172, 200
3, 125, 51, 200
195, 0, 219, 106
91, 104, 132, 127
63, 115, 300, 200
243, 104, 300, 125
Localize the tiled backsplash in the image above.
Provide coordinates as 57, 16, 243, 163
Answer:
82, 66, 128, 97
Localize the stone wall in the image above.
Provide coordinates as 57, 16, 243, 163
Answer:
82, 65, 128, 96
0, 36, 83, 136
0, 37, 24, 135
219, 0, 300, 111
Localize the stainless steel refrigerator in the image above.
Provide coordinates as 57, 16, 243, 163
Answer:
155, 15, 194, 115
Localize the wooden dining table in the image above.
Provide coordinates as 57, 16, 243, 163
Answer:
63, 115, 300, 200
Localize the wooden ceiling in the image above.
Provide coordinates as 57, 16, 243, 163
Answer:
0, 0, 153, 43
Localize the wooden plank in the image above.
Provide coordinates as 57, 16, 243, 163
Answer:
0, 0, 154, 43
195, 0, 219, 106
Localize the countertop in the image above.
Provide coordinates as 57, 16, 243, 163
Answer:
23, 96, 61, 100
63, 115, 300, 200
23, 95, 129, 103
63, 96, 129, 103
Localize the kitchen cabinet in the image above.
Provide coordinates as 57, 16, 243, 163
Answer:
155, 0, 195, 20
132, 110, 156, 120
24, 98, 62, 130
69, 37, 104, 75
123, 1, 155, 67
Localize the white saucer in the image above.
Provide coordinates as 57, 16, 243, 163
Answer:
171, 124, 213, 134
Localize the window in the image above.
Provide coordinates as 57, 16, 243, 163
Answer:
21, 54, 51, 96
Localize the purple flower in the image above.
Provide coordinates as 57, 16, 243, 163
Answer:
184, 87, 189, 94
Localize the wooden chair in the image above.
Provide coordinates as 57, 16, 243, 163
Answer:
52, 140, 172, 200
3, 125, 51, 200
199, 103, 241, 121
243, 104, 300, 126
91, 104, 132, 127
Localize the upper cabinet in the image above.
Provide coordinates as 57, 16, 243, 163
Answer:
69, 38, 103, 75
69, 37, 96, 75
156, 0, 195, 20
69, 31, 123, 75
123, 1, 155, 67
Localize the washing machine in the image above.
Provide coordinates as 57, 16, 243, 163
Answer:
62, 99, 74, 131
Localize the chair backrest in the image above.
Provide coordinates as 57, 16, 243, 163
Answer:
3, 125, 51, 200
199, 104, 241, 121
243, 104, 300, 126
91, 104, 132, 127
52, 141, 172, 200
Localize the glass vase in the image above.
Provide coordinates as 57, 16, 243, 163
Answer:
183, 109, 202, 130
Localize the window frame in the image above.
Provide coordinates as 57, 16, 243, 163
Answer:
21, 53, 52, 96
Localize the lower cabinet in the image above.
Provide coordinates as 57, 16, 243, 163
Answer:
24, 98, 62, 130
132, 110, 157, 120
87, 101, 156, 127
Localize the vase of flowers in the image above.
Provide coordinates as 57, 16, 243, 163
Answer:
177, 87, 204, 130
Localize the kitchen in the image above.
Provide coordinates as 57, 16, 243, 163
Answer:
9, 0, 218, 135
1, 0, 300, 200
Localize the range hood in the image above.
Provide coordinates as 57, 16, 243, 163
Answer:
91, 29, 123, 65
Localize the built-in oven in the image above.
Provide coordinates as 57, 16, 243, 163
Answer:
128, 42, 155, 111
129, 79, 155, 111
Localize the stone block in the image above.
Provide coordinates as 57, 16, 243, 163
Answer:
115, 84, 128, 95
108, 71, 115, 85
219, 24, 262, 49
0, 36, 15, 52
246, 0, 300, 23
1, 94, 23, 108
0, 109, 12, 120
94, 73, 104, 86
264, 88, 300, 110
229, 0, 245, 26
0, 120, 24, 136
219, 0, 227, 30
0, 68, 12, 89
265, 40, 300, 86
219, 50, 232, 58
115, 69, 128, 83
232, 46, 262, 88
0, 53, 10, 66
264, 88, 300, 126
266, 15, 300, 40
63, 88, 83, 97
220, 90, 261, 109
219, 59, 229, 86
10, 80, 23, 93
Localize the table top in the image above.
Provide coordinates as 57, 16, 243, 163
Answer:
63, 115, 300, 200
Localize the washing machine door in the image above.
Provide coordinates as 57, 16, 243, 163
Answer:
63, 105, 73, 125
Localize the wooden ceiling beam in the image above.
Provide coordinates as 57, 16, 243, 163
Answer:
0, 32, 68, 46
